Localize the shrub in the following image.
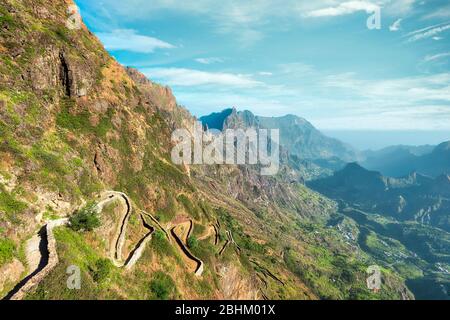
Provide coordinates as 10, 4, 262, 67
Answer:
0, 8, 16, 28
149, 271, 176, 300
177, 194, 200, 219
151, 230, 178, 260
69, 204, 100, 232
0, 238, 15, 266
0, 185, 27, 221
187, 236, 199, 250
90, 258, 113, 283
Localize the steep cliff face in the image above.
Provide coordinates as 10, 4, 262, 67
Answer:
0, 0, 412, 300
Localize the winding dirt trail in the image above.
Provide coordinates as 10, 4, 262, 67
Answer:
141, 210, 171, 242
95, 191, 155, 269
170, 220, 204, 277
4, 219, 69, 300
4, 191, 209, 299
3, 191, 152, 300
197, 225, 215, 241
250, 259, 285, 286
123, 213, 154, 269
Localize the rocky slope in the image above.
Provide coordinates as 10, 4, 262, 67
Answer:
0, 0, 412, 300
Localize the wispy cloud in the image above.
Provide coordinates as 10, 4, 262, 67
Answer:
323, 72, 450, 103
405, 22, 450, 42
423, 6, 450, 20
195, 57, 224, 65
142, 68, 263, 87
424, 52, 450, 62
389, 19, 402, 31
84, 0, 417, 47
96, 29, 175, 53
305, 1, 379, 17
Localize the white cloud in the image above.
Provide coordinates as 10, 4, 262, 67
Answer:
96, 29, 175, 53
423, 6, 450, 20
424, 52, 450, 62
383, 0, 416, 15
278, 62, 315, 75
195, 57, 224, 64
142, 68, 264, 87
323, 72, 450, 103
305, 1, 380, 17
88, 0, 417, 47
259, 72, 273, 76
389, 19, 402, 31
405, 22, 450, 42
313, 104, 450, 130
149, 62, 450, 130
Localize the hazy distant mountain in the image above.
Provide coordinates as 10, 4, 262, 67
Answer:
363, 144, 435, 158
362, 142, 450, 178
200, 108, 357, 162
308, 163, 450, 232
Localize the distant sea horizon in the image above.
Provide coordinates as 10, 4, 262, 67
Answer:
321, 130, 450, 151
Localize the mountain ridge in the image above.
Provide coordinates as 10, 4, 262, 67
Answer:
309, 163, 450, 232
200, 108, 358, 162
362, 141, 450, 178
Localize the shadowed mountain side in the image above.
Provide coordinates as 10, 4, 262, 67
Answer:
308, 163, 450, 232
361, 141, 450, 178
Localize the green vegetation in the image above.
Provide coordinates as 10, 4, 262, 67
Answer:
69, 204, 100, 232
0, 185, 27, 223
90, 258, 113, 284
192, 223, 206, 238
151, 230, 178, 260
149, 271, 177, 300
190, 240, 216, 264
43, 206, 60, 221
56, 98, 113, 138
177, 194, 200, 219
155, 195, 177, 223
0, 90, 41, 125
187, 236, 199, 250
53, 26, 70, 43
26, 228, 111, 300
217, 208, 266, 255
30, 144, 70, 177
79, 169, 103, 197
0, 7, 17, 29
0, 238, 15, 266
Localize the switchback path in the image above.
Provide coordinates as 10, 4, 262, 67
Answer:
4, 219, 69, 300
170, 221, 204, 277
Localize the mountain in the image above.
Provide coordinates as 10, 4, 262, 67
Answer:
362, 142, 450, 178
363, 144, 435, 158
308, 163, 450, 232
0, 0, 413, 300
200, 108, 358, 162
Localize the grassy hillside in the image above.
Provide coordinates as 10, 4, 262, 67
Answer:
0, 0, 413, 300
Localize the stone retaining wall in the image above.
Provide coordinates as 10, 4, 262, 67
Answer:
10, 219, 68, 300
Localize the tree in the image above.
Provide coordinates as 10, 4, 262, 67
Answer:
91, 258, 113, 283
149, 271, 176, 300
187, 236, 199, 250
69, 204, 100, 232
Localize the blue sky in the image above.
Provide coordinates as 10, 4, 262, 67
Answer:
75, 0, 450, 133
